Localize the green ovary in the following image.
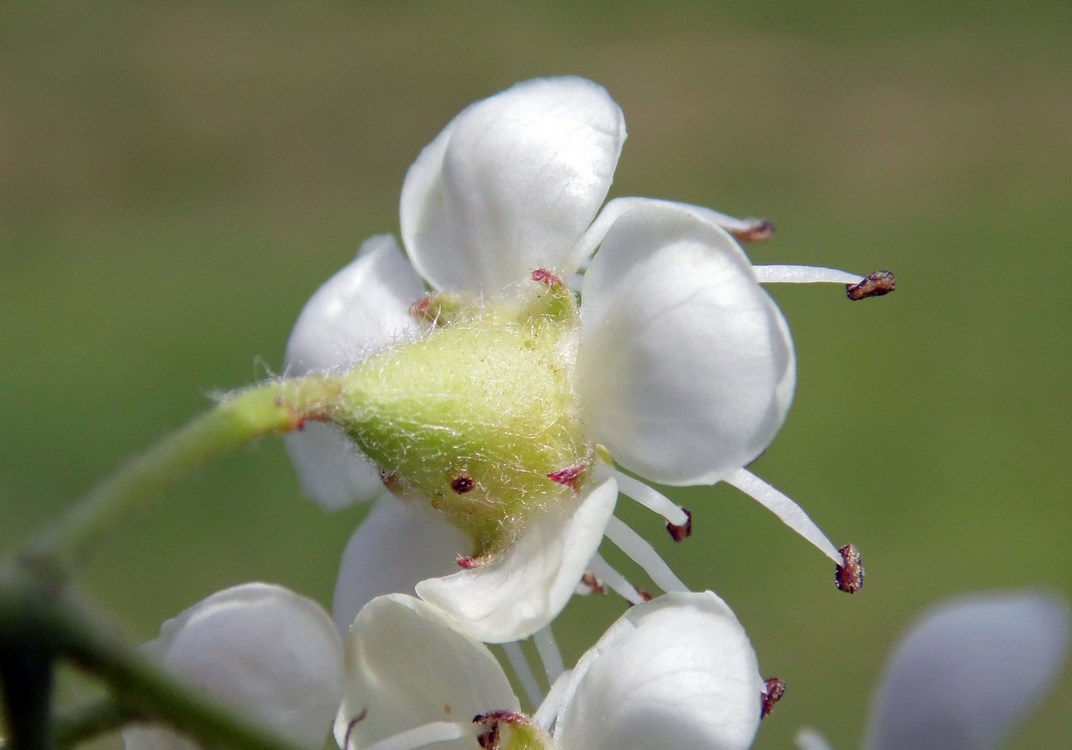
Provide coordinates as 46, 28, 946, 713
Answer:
337, 286, 589, 557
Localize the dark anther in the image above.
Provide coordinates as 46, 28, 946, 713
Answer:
729, 219, 775, 242
635, 587, 653, 602
666, 508, 693, 542
760, 677, 786, 718
835, 543, 865, 594
846, 270, 896, 300
451, 475, 475, 494
474, 711, 527, 749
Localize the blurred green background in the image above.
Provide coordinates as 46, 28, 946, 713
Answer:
3, 2, 1070, 748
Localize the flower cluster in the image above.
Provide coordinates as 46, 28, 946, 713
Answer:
124, 77, 941, 750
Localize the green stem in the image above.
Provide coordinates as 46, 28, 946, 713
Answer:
19, 375, 343, 582
54, 700, 136, 750
0, 567, 305, 750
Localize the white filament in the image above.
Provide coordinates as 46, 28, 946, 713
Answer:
753, 264, 862, 285
724, 468, 843, 565
603, 516, 689, 594
587, 554, 646, 605
533, 626, 565, 685
501, 641, 544, 709
611, 468, 689, 526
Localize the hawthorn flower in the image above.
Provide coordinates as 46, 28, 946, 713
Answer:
796, 590, 1070, 750
334, 591, 765, 750
122, 583, 343, 750
285, 76, 892, 642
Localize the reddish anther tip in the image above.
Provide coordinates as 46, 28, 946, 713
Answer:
548, 462, 587, 492
456, 555, 483, 569
409, 293, 437, 321
666, 508, 693, 542
474, 711, 529, 749
835, 543, 865, 594
846, 270, 896, 300
730, 219, 775, 242
635, 587, 653, 602
760, 677, 786, 718
531, 268, 565, 287
581, 571, 607, 595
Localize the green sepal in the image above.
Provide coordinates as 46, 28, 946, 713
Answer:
337, 276, 590, 556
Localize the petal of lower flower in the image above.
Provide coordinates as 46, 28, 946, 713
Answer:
334, 594, 518, 750
553, 590, 764, 750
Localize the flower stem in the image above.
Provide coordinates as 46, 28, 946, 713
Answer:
53, 699, 136, 750
18, 375, 343, 581
0, 566, 305, 750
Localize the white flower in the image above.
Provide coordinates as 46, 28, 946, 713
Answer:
285, 76, 888, 642
334, 591, 764, 750
122, 583, 344, 750
796, 590, 1070, 750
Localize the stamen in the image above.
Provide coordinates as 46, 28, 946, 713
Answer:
610, 468, 689, 527
666, 508, 693, 542
724, 468, 843, 565
530, 268, 565, 287
587, 554, 646, 605
727, 218, 775, 242
533, 626, 565, 684
548, 462, 587, 492
474, 711, 530, 749
846, 270, 896, 300
761, 677, 787, 718
501, 641, 544, 709
753, 265, 863, 285
603, 516, 689, 594
578, 570, 608, 595
359, 721, 474, 750
408, 293, 439, 323
834, 543, 865, 593
456, 555, 484, 569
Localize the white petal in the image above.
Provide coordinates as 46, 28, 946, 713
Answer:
553, 590, 764, 750
400, 76, 626, 292
333, 594, 518, 750
796, 728, 837, 750
416, 476, 619, 643
284, 234, 426, 510
578, 199, 795, 485
123, 584, 343, 750
864, 591, 1070, 750
332, 496, 471, 633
